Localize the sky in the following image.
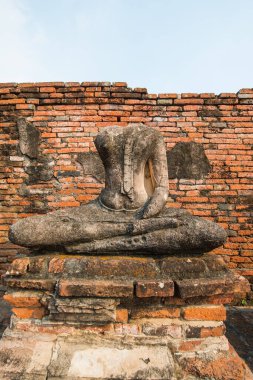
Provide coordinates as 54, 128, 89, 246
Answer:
0, 0, 253, 94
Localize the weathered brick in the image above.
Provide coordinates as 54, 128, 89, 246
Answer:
135, 280, 174, 297
4, 278, 56, 291
59, 279, 134, 297
142, 323, 182, 338
179, 339, 204, 351
175, 277, 236, 299
114, 323, 140, 335
8, 257, 30, 275
185, 324, 225, 338
200, 325, 225, 338
48, 257, 65, 273
131, 307, 181, 319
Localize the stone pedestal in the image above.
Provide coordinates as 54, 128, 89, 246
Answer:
0, 253, 251, 379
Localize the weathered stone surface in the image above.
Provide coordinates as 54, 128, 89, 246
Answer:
226, 307, 253, 371
0, 323, 251, 380
175, 276, 236, 299
0, 329, 55, 379
160, 256, 207, 279
50, 297, 118, 313
48, 297, 118, 323
233, 274, 251, 295
27, 256, 49, 274
135, 280, 174, 298
25, 156, 54, 184
159, 255, 230, 280
142, 323, 182, 338
77, 152, 105, 182
0, 297, 12, 338
167, 141, 211, 179
47, 335, 174, 379
58, 279, 133, 297
49, 255, 159, 279
4, 278, 56, 291
17, 118, 40, 158
178, 344, 253, 380
9, 204, 226, 255
9, 124, 226, 255
95, 124, 168, 215
202, 254, 228, 275
4, 255, 246, 305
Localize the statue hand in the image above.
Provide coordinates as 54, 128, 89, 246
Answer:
138, 187, 168, 219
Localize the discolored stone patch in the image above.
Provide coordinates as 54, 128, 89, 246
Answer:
17, 118, 40, 159
0, 297, 11, 337
226, 307, 253, 371
25, 156, 54, 184
77, 152, 105, 182
167, 141, 211, 179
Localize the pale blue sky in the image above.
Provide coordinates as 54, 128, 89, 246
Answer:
0, 0, 253, 93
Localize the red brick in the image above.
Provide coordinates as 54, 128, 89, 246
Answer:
0, 99, 25, 104
174, 98, 204, 105
200, 325, 225, 338
183, 306, 226, 321
37, 82, 64, 87
179, 339, 203, 351
3, 291, 42, 307
12, 307, 46, 319
116, 309, 128, 323
40, 87, 55, 92
158, 93, 177, 98
113, 82, 127, 87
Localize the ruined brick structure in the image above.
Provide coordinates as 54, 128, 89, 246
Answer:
0, 82, 252, 283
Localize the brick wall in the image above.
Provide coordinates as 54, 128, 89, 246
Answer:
0, 82, 252, 282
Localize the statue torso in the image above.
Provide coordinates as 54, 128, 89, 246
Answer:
95, 125, 159, 211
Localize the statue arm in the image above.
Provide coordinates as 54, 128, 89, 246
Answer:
141, 136, 168, 219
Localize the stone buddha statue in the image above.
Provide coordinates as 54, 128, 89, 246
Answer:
9, 124, 226, 254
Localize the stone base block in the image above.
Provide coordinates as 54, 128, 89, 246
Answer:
0, 317, 252, 380
1, 253, 251, 379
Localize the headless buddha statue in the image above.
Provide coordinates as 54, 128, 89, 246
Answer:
9, 124, 226, 254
